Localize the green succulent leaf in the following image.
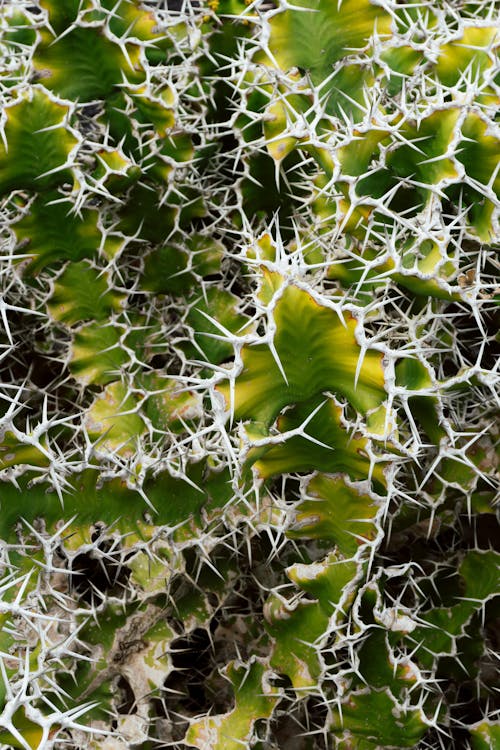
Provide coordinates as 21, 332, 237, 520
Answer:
0, 89, 78, 195
39, 0, 92, 34
140, 373, 202, 433
0, 464, 232, 543
218, 279, 387, 425
338, 130, 389, 178
70, 323, 129, 385
117, 185, 177, 243
0, 431, 50, 472
436, 27, 499, 89
330, 689, 428, 748
0, 9, 37, 56
91, 148, 141, 195
260, 0, 391, 80
102, 0, 170, 47
264, 595, 327, 689
141, 234, 223, 295
34, 28, 144, 101
245, 396, 387, 488
185, 659, 279, 750
358, 628, 419, 695
184, 287, 252, 365
409, 550, 500, 668
287, 552, 360, 618
470, 720, 500, 750
12, 194, 106, 274
380, 45, 423, 95
47, 262, 124, 325
387, 108, 460, 188
288, 474, 382, 558
85, 381, 146, 454
457, 113, 500, 196
0, 708, 46, 750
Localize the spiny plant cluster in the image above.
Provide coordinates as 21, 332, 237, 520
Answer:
0, 0, 498, 748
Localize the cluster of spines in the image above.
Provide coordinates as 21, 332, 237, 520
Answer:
0, 0, 498, 748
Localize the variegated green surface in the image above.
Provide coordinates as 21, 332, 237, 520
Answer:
0, 0, 498, 748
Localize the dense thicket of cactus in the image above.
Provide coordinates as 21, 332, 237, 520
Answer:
0, 0, 498, 748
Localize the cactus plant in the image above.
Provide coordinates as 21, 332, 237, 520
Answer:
0, 0, 498, 748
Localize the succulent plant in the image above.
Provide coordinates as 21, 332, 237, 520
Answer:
0, 0, 498, 748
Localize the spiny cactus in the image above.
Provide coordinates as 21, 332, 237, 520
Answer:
0, 0, 498, 748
